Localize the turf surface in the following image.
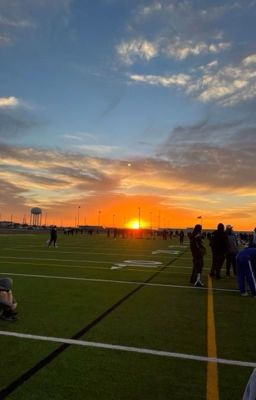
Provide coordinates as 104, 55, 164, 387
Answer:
0, 231, 255, 399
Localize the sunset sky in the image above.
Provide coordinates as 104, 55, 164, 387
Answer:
0, 0, 256, 230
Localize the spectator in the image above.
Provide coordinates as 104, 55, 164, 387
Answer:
249, 227, 256, 247
209, 223, 227, 279
236, 245, 256, 296
48, 225, 58, 247
190, 224, 205, 287
179, 230, 185, 245
0, 277, 18, 321
225, 224, 239, 277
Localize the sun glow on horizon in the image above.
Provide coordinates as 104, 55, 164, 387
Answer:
126, 219, 148, 229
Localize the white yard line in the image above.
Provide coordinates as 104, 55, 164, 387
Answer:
0, 330, 254, 368
0, 271, 239, 293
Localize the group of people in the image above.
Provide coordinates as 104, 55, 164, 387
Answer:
190, 224, 256, 296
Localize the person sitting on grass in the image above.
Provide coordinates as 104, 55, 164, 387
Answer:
0, 277, 18, 321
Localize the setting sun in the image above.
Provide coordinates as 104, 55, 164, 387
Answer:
126, 219, 147, 229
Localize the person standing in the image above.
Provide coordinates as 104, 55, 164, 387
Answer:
249, 227, 256, 247
190, 224, 205, 287
225, 224, 239, 277
179, 230, 185, 245
236, 246, 256, 296
48, 225, 58, 247
209, 223, 227, 279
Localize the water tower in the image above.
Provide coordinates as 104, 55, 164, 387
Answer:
30, 207, 42, 226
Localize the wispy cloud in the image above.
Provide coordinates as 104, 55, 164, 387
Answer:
0, 35, 11, 45
129, 53, 256, 106
0, 16, 34, 28
162, 37, 231, 60
130, 73, 190, 87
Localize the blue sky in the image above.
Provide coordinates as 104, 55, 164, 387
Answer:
0, 0, 256, 229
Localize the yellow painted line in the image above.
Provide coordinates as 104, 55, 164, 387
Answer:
207, 276, 219, 400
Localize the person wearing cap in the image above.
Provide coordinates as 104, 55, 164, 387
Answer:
0, 277, 18, 321
225, 224, 238, 277
236, 245, 256, 296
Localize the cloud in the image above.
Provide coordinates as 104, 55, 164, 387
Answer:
72, 144, 121, 156
1, 139, 256, 228
130, 73, 190, 87
117, 39, 158, 65
139, 2, 162, 16
0, 0, 73, 45
156, 118, 256, 191
162, 37, 231, 60
0, 15, 34, 28
129, 53, 256, 106
117, 36, 231, 65
0, 97, 19, 108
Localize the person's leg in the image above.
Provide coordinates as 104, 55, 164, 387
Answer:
216, 254, 225, 279
226, 254, 231, 276
194, 257, 204, 286
231, 254, 237, 275
190, 258, 197, 284
236, 261, 246, 294
246, 261, 256, 296
210, 253, 216, 277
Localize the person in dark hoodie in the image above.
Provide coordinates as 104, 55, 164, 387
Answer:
190, 224, 206, 287
209, 223, 227, 279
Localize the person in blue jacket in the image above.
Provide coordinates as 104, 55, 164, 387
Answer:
236, 245, 256, 296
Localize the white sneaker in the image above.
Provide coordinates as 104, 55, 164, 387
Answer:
241, 292, 249, 296
194, 280, 204, 287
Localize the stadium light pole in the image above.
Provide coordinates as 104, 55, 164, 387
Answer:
112, 214, 115, 227
77, 206, 80, 227
138, 207, 141, 229
98, 210, 101, 226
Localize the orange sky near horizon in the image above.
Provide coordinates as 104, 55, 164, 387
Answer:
1, 145, 256, 232
2, 193, 255, 232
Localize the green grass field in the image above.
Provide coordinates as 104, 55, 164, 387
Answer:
0, 232, 255, 399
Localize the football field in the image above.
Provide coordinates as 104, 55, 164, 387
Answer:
0, 232, 255, 399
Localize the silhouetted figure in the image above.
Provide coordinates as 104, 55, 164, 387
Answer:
190, 224, 205, 287
179, 230, 184, 245
225, 224, 238, 277
209, 223, 227, 279
48, 225, 57, 247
